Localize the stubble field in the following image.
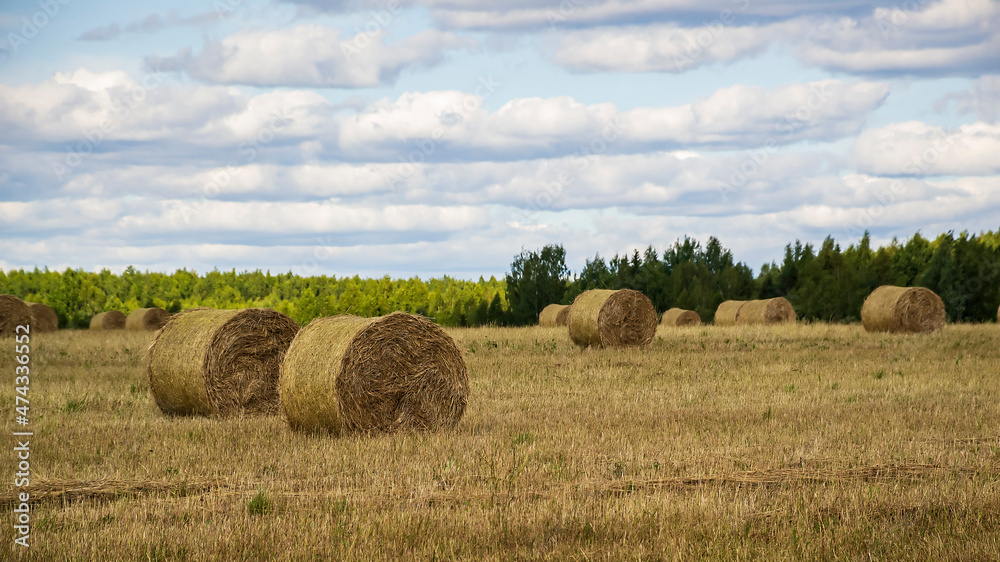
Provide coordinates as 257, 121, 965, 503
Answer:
1, 323, 999, 560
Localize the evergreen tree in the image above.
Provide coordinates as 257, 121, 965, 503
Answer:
486, 293, 505, 325
505, 244, 570, 326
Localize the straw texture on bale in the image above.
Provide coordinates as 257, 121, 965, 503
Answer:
714, 300, 746, 326
568, 289, 657, 348
861, 285, 946, 334
147, 308, 300, 417
539, 304, 568, 327
735, 297, 797, 325
26, 302, 58, 332
0, 295, 32, 338
556, 305, 572, 326
660, 308, 701, 327
89, 310, 126, 330
127, 307, 170, 331
280, 311, 469, 435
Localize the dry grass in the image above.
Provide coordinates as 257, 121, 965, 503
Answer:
0, 478, 229, 506
2, 323, 1000, 560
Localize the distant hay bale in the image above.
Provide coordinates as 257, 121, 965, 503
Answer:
861, 285, 946, 334
556, 305, 572, 326
147, 308, 300, 417
736, 297, 797, 325
127, 307, 170, 331
89, 311, 126, 331
0, 295, 32, 338
568, 289, 657, 348
280, 311, 469, 435
539, 304, 567, 327
714, 300, 747, 326
26, 302, 58, 332
660, 308, 701, 327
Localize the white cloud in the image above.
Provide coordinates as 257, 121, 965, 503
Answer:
148, 25, 477, 87
0, 234, 522, 278
336, 80, 888, 158
0, 198, 129, 231
939, 74, 1000, 123
852, 121, 1000, 176
0, 145, 906, 229
2, 198, 487, 234
0, 68, 337, 191
153, 200, 489, 234
419, 0, 895, 31
871, 0, 996, 32
539, 0, 1000, 77
789, 0, 1000, 76
0, 73, 887, 183
4, 165, 998, 276
782, 177, 1000, 245
78, 10, 230, 41
0, 68, 244, 144
550, 21, 781, 73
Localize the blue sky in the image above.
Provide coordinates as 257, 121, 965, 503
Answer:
1, 0, 998, 279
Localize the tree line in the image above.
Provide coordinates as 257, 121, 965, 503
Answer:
504, 230, 1000, 326
2, 229, 997, 329
0, 268, 506, 329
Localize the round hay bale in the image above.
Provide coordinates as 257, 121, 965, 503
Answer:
0, 295, 32, 338
539, 304, 567, 327
556, 304, 572, 326
568, 289, 657, 348
660, 307, 701, 327
26, 302, 58, 332
714, 300, 746, 326
279, 311, 469, 435
147, 308, 300, 417
735, 297, 797, 325
89, 310, 126, 330
861, 285, 946, 333
127, 307, 170, 331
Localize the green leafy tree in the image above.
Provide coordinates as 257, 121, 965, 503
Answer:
486, 293, 505, 325
505, 244, 570, 326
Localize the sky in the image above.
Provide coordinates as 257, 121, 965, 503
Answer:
0, 0, 998, 279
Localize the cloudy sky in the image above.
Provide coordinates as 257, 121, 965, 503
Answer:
1, 0, 998, 278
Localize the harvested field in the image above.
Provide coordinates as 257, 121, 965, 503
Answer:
2, 324, 999, 560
